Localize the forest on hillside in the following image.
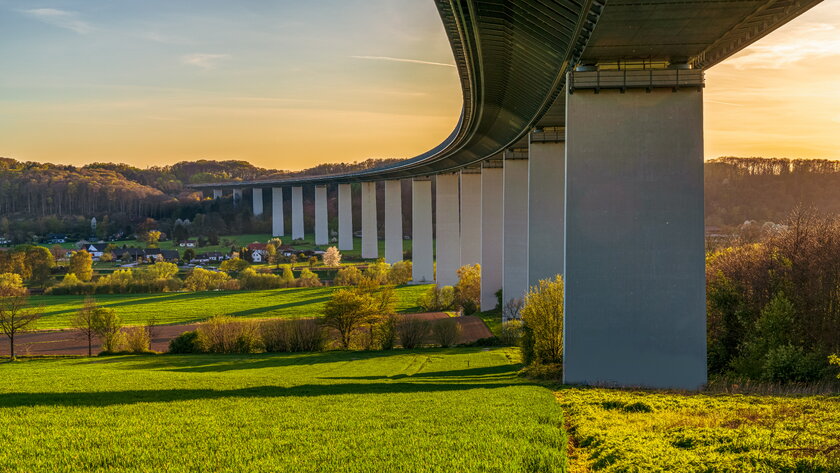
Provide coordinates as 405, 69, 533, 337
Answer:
1, 155, 839, 243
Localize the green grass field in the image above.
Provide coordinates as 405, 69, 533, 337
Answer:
558, 387, 840, 472
31, 285, 432, 330
0, 348, 567, 472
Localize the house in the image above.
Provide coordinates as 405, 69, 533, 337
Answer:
192, 252, 225, 264
115, 247, 179, 263
178, 240, 197, 248
85, 244, 104, 259
46, 233, 67, 244
247, 243, 269, 263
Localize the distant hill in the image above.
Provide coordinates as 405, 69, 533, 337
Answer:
0, 155, 837, 242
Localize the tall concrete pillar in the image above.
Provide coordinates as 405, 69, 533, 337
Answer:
412, 178, 434, 283
459, 168, 482, 267
338, 183, 353, 251
232, 188, 242, 206
252, 188, 264, 216
314, 185, 328, 246
528, 130, 564, 287
361, 181, 378, 259
435, 173, 461, 287
384, 180, 403, 264
271, 188, 284, 237
563, 71, 706, 389
213, 188, 222, 199
480, 160, 503, 310
291, 186, 304, 240
502, 151, 529, 316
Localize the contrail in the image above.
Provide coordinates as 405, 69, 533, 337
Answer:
350, 55, 456, 68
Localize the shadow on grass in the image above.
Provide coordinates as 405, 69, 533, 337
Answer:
227, 296, 332, 317
318, 363, 517, 380
0, 380, 522, 408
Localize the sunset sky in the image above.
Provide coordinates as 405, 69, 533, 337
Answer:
1, 0, 838, 169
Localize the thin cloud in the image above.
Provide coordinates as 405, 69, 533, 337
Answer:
181, 53, 230, 70
728, 22, 840, 70
21, 8, 92, 34
350, 55, 455, 68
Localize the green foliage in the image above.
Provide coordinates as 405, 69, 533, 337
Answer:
238, 267, 285, 290
197, 316, 263, 354
520, 276, 564, 366
184, 268, 239, 292
364, 260, 391, 285
69, 250, 93, 281
454, 264, 481, 314
220, 257, 249, 274
91, 308, 123, 353
334, 266, 362, 286
417, 285, 455, 312
560, 387, 840, 473
297, 268, 322, 288
168, 330, 202, 354
387, 261, 412, 285
280, 264, 296, 286
321, 289, 379, 349
260, 319, 325, 353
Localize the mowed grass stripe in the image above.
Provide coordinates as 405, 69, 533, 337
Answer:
0, 348, 567, 472
29, 285, 430, 330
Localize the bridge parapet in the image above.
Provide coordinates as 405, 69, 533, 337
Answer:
569, 69, 704, 94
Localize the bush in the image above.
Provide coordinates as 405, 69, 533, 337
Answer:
92, 308, 123, 353
220, 257, 250, 274
831, 354, 840, 379
375, 314, 398, 350
398, 316, 430, 349
431, 318, 462, 348
239, 267, 284, 290
761, 344, 827, 383
520, 275, 564, 365
197, 316, 263, 354
280, 264, 296, 286
297, 268, 322, 287
184, 268, 239, 291
454, 264, 481, 314
364, 260, 391, 285
169, 331, 202, 354
123, 327, 152, 354
321, 289, 378, 349
417, 285, 456, 312
261, 319, 325, 353
500, 319, 523, 346
334, 266, 363, 286
387, 261, 412, 285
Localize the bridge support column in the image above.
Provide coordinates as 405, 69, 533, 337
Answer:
361, 181, 378, 259
314, 185, 328, 246
528, 131, 565, 287
480, 160, 503, 310
291, 186, 304, 240
272, 188, 284, 237
338, 183, 353, 251
252, 188, 264, 216
384, 180, 403, 264
412, 178, 434, 283
232, 188, 242, 206
459, 169, 482, 267
563, 76, 706, 390
502, 151, 529, 318
435, 173, 461, 287
213, 188, 222, 199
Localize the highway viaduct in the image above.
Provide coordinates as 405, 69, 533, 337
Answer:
191, 0, 823, 389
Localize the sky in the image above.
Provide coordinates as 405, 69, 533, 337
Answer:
0, 0, 838, 170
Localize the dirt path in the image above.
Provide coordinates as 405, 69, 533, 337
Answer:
0, 313, 493, 356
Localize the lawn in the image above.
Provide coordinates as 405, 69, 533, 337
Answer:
0, 348, 567, 472
558, 387, 840, 472
31, 284, 432, 330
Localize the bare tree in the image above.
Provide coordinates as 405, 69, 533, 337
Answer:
0, 286, 41, 361
503, 298, 524, 322
70, 297, 97, 356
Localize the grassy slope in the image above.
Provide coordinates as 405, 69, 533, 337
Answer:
559, 387, 840, 472
32, 285, 431, 330
0, 348, 566, 473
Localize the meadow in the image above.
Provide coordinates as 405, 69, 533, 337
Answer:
0, 348, 567, 473
30, 284, 431, 330
558, 387, 840, 472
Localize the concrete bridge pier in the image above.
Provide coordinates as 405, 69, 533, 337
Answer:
314, 185, 328, 246
528, 129, 565, 287
232, 188, 242, 207
337, 183, 353, 251
213, 188, 222, 199
459, 168, 482, 268
435, 173, 461, 287
502, 150, 529, 318
272, 187, 284, 237
252, 188, 264, 217
384, 180, 403, 264
480, 160, 503, 310
361, 181, 378, 259
412, 177, 434, 283
563, 71, 707, 390
291, 186, 304, 240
